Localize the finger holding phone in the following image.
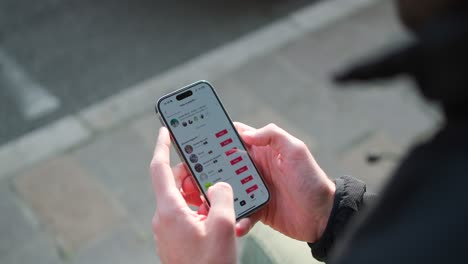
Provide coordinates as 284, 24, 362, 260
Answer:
151, 81, 336, 264
177, 122, 337, 242
150, 127, 237, 264
232, 122, 336, 242
155, 81, 271, 220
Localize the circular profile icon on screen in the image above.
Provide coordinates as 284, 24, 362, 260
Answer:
189, 154, 198, 163
170, 119, 179, 128
184, 145, 193, 154
199, 173, 208, 181
194, 163, 203, 173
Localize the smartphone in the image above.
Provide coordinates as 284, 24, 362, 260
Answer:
155, 80, 270, 220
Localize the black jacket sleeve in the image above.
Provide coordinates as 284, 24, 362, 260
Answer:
308, 176, 376, 262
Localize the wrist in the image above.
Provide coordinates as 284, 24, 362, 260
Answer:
314, 179, 336, 241
308, 176, 367, 261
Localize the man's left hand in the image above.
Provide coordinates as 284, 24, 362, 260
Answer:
150, 127, 237, 264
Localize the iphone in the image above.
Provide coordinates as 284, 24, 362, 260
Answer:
156, 80, 270, 220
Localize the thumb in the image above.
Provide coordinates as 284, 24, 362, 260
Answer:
207, 182, 236, 233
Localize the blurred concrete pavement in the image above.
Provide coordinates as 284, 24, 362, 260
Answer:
0, 0, 440, 263
0, 0, 311, 146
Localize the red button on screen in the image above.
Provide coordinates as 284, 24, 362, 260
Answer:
230, 156, 243, 165
220, 138, 233, 147
246, 185, 258, 194
241, 175, 253, 184
215, 129, 228, 138
235, 166, 248, 175
225, 147, 238, 156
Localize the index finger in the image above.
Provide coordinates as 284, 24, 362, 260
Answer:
233, 121, 255, 134
233, 122, 256, 150
150, 127, 186, 207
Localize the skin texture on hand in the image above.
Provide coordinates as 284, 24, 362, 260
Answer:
150, 127, 236, 264
233, 123, 336, 242
177, 122, 336, 243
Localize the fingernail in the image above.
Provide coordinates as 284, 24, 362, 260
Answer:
210, 182, 232, 198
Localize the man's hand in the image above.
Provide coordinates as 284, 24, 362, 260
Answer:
177, 122, 336, 243
235, 123, 336, 242
150, 127, 236, 264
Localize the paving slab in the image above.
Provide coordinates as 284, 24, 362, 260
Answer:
340, 80, 438, 147
0, 181, 38, 258
339, 132, 403, 192
280, 0, 407, 82
71, 225, 159, 264
1, 232, 62, 264
228, 53, 312, 112
73, 124, 163, 235
269, 2, 406, 154
213, 76, 317, 149
226, 46, 373, 153
74, 126, 154, 209
13, 156, 124, 251
130, 111, 183, 167
130, 111, 160, 148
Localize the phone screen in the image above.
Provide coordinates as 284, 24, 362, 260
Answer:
156, 81, 270, 219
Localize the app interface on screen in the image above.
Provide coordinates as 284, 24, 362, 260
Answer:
159, 83, 269, 217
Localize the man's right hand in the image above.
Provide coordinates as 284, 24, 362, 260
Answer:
175, 122, 336, 243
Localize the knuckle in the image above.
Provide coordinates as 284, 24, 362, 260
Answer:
290, 139, 308, 155
293, 139, 307, 149
157, 207, 178, 225
213, 215, 235, 232
216, 218, 236, 238
266, 123, 286, 137
266, 123, 279, 131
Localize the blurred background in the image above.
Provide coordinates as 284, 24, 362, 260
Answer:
0, 0, 311, 145
0, 0, 440, 263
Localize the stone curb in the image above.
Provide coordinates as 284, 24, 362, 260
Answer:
0, 116, 90, 180
0, 0, 383, 180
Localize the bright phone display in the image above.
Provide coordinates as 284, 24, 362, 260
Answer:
156, 81, 270, 220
